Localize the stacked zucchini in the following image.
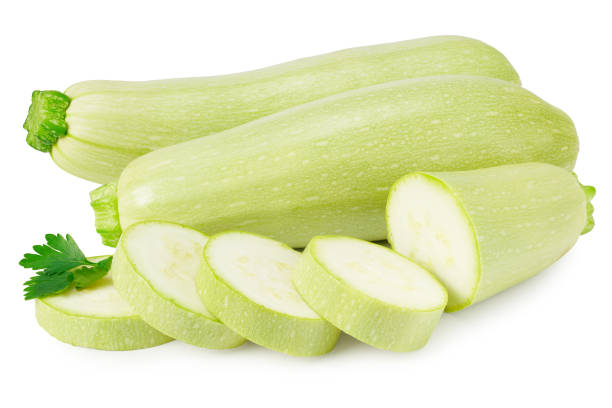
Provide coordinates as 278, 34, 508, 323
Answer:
23, 36, 594, 354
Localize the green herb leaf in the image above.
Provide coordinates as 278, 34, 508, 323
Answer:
20, 234, 112, 300
24, 270, 74, 300
74, 260, 112, 290
20, 234, 91, 275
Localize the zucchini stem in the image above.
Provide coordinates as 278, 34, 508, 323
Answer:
90, 183, 122, 247
23, 90, 70, 152
580, 182, 596, 235
572, 172, 596, 234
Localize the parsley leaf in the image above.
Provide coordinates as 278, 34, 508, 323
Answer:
74, 262, 111, 289
24, 270, 74, 300
20, 234, 113, 300
20, 234, 90, 275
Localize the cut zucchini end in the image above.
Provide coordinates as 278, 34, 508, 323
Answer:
294, 236, 446, 352
112, 221, 245, 349
198, 231, 339, 356
90, 183, 122, 247
387, 172, 480, 312
23, 90, 70, 153
35, 275, 172, 351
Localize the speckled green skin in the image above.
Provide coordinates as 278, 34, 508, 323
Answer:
32, 36, 520, 183
388, 163, 594, 311
292, 237, 446, 352
111, 237, 246, 349
196, 233, 340, 356
35, 299, 172, 351
93, 75, 578, 248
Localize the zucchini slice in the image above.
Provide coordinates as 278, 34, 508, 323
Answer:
197, 232, 340, 356
111, 222, 245, 349
293, 236, 447, 352
36, 272, 172, 351
387, 163, 595, 311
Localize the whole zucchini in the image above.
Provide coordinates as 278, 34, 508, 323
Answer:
24, 36, 519, 183
91, 75, 578, 247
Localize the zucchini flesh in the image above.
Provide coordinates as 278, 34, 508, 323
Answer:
386, 163, 595, 311
36, 274, 173, 350
92, 75, 578, 248
111, 222, 245, 349
293, 236, 447, 352
196, 232, 340, 356
24, 36, 520, 183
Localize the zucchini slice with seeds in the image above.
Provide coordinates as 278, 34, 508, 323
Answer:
197, 232, 340, 356
293, 236, 447, 352
111, 222, 245, 349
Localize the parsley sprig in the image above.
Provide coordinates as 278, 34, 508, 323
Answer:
20, 234, 112, 300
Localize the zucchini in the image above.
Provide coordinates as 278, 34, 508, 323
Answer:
24, 36, 519, 183
293, 236, 447, 352
386, 163, 595, 312
196, 231, 340, 356
91, 75, 578, 248
111, 221, 245, 349
35, 270, 173, 350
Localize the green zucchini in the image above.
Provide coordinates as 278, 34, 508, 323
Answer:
386, 163, 595, 312
24, 36, 519, 183
91, 75, 578, 248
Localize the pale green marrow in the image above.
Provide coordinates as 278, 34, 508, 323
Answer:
35, 272, 172, 350
293, 236, 447, 352
111, 222, 245, 349
196, 232, 340, 356
92, 75, 578, 248
24, 36, 520, 182
386, 163, 595, 311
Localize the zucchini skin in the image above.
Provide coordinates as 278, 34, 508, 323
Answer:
92, 75, 578, 248
28, 36, 519, 183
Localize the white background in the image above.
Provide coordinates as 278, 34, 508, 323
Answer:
1, 1, 610, 407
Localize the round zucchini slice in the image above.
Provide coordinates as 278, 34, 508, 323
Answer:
197, 232, 340, 356
293, 236, 447, 352
111, 222, 245, 349
36, 271, 172, 351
